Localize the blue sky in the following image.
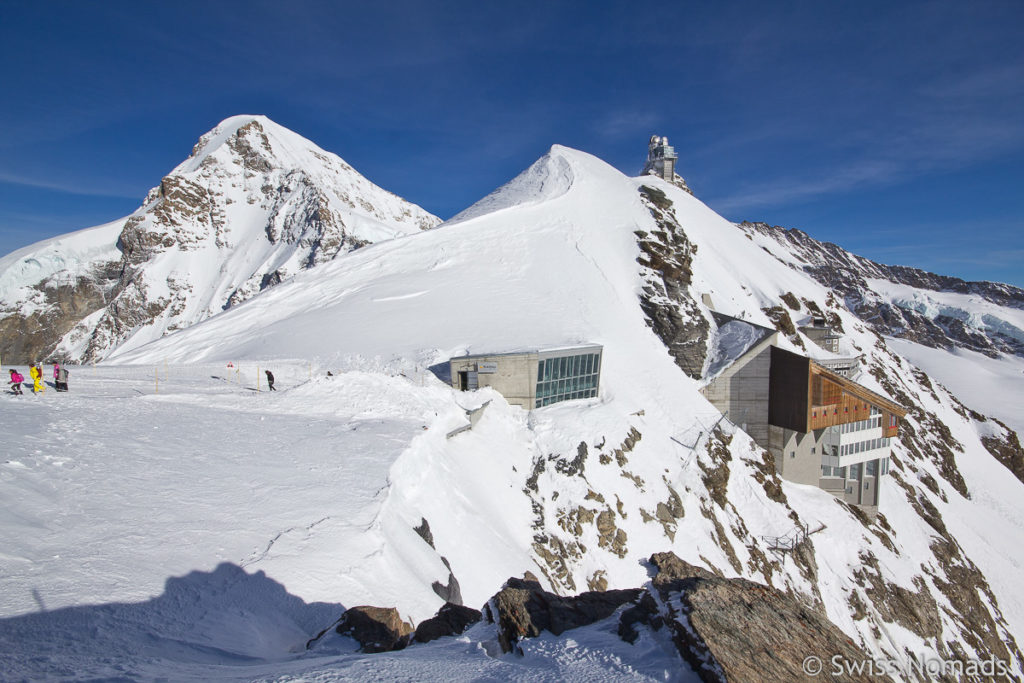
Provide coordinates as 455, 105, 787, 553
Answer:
1, 1, 1022, 285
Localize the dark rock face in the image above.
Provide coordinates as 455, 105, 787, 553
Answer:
431, 556, 464, 606
623, 552, 887, 683
413, 602, 482, 643
636, 185, 710, 379
411, 518, 464, 605
334, 605, 414, 653
0, 261, 121, 363
487, 575, 642, 653
648, 551, 718, 583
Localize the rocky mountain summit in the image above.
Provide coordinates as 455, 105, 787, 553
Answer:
0, 115, 439, 363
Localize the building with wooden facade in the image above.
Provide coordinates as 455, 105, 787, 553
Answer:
701, 317, 906, 512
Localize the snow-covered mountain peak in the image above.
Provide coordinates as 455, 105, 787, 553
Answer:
180, 115, 356, 183
184, 114, 273, 167
448, 145, 620, 225
0, 116, 441, 363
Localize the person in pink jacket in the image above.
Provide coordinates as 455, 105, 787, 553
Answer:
9, 368, 24, 395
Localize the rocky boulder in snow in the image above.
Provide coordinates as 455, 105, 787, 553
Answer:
413, 602, 482, 644
485, 574, 642, 654
334, 605, 414, 653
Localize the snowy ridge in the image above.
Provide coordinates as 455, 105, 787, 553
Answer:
447, 146, 576, 225
741, 220, 1024, 360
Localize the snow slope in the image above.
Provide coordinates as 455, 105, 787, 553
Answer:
3, 144, 1023, 679
886, 336, 1024, 434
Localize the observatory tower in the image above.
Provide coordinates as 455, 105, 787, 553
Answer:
642, 135, 693, 194
643, 135, 678, 181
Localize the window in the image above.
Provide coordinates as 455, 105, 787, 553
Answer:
535, 352, 601, 408
790, 451, 796, 459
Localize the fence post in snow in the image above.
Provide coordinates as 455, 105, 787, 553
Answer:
256, 365, 260, 392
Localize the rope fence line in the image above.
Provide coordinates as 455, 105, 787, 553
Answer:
3, 358, 438, 395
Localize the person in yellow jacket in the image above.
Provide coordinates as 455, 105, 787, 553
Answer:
29, 364, 44, 394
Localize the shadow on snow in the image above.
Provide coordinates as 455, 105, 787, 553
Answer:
0, 562, 345, 679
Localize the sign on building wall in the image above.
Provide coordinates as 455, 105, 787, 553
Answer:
477, 362, 498, 374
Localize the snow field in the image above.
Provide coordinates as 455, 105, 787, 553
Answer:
0, 361, 698, 680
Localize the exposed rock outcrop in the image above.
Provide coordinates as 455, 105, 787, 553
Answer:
980, 418, 1024, 485
738, 221, 1024, 359
636, 185, 711, 379
622, 552, 887, 683
485, 575, 642, 654
334, 605, 414, 654
413, 603, 482, 644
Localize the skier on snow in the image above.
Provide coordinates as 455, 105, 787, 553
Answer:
265, 370, 276, 391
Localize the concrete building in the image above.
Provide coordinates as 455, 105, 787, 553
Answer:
448, 344, 603, 410
799, 316, 841, 354
701, 314, 906, 512
642, 135, 678, 182
798, 316, 861, 378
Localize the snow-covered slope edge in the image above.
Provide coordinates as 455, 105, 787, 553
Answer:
0, 115, 440, 364
106, 146, 1024, 676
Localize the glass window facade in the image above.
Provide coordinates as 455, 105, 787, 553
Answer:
535, 352, 601, 408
